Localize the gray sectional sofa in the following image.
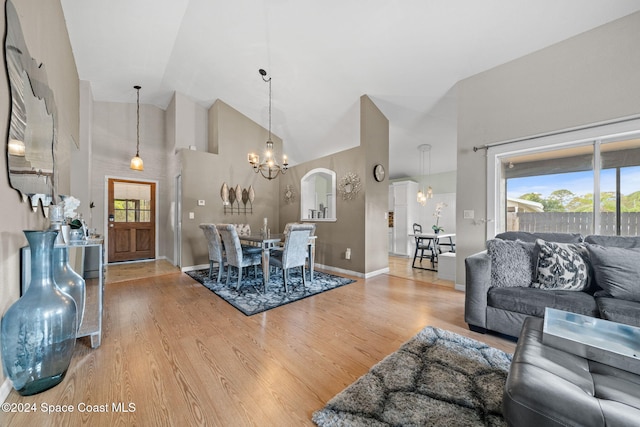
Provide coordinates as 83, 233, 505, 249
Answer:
465, 231, 640, 338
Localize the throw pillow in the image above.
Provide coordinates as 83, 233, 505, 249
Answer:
486, 239, 534, 288
587, 245, 640, 303
532, 239, 588, 291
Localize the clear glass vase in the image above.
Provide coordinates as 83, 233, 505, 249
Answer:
1, 230, 77, 396
53, 246, 86, 333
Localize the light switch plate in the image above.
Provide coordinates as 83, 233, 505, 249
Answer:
189, 212, 195, 219
198, 200, 205, 206
464, 210, 475, 219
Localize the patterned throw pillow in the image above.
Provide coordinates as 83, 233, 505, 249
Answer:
532, 239, 588, 291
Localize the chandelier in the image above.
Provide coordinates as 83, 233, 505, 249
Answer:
417, 144, 433, 206
130, 85, 144, 171
248, 69, 288, 180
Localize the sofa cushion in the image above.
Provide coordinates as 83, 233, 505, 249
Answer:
486, 239, 534, 288
585, 235, 640, 248
532, 239, 589, 291
596, 297, 640, 327
487, 286, 599, 318
496, 231, 583, 243
587, 245, 640, 302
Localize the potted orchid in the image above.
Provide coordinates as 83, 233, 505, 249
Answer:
432, 202, 447, 234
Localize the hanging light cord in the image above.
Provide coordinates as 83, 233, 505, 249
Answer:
135, 85, 141, 156
261, 70, 272, 142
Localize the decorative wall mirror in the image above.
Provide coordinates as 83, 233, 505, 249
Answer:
300, 168, 336, 222
5, 0, 57, 215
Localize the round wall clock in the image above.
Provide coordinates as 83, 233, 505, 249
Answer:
373, 164, 385, 182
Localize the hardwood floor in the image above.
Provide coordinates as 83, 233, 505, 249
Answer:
1, 257, 514, 426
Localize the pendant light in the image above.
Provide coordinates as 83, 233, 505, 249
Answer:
248, 69, 288, 180
130, 85, 144, 171
417, 144, 433, 206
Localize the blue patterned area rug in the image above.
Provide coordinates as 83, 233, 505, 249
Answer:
186, 268, 356, 316
313, 327, 513, 426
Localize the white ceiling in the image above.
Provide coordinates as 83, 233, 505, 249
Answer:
60, 0, 640, 179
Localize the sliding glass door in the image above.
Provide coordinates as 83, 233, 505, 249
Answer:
493, 132, 640, 236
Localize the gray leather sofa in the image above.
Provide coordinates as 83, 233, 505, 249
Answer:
503, 317, 640, 426
465, 231, 640, 338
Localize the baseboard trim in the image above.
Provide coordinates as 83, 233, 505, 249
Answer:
181, 263, 209, 273
314, 264, 363, 278
454, 283, 465, 292
0, 378, 12, 403
364, 267, 390, 278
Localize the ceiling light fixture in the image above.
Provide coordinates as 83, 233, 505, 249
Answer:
130, 85, 144, 171
417, 144, 433, 206
248, 69, 288, 180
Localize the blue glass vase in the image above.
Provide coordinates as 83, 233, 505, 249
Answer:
53, 246, 86, 333
1, 230, 77, 396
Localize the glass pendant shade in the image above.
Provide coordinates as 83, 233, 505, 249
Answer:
130, 154, 144, 171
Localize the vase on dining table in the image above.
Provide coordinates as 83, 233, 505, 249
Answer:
0, 230, 77, 396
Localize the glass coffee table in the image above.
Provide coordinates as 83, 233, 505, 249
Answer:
543, 307, 640, 374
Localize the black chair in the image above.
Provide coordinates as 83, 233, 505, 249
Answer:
412, 223, 436, 269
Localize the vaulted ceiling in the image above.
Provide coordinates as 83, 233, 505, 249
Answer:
60, 0, 640, 178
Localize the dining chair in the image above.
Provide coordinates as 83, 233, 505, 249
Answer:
412, 223, 435, 268
199, 223, 226, 283
274, 222, 316, 277
269, 223, 314, 292
217, 224, 262, 290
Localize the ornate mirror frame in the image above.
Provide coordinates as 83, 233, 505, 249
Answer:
4, 0, 57, 215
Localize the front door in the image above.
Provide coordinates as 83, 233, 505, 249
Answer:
108, 178, 156, 262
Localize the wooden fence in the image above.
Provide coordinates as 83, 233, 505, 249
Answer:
508, 212, 640, 236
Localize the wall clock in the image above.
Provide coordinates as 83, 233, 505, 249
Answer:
373, 164, 385, 182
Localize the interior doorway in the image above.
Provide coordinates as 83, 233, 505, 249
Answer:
107, 178, 156, 263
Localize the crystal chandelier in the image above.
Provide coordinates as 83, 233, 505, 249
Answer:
417, 144, 433, 206
248, 69, 288, 180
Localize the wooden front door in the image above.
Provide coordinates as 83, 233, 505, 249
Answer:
108, 178, 156, 262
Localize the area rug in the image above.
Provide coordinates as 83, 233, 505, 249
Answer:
312, 326, 513, 427
186, 268, 356, 316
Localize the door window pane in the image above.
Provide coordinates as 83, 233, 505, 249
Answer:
114, 198, 151, 223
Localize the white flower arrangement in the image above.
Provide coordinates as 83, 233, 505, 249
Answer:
62, 195, 81, 220
432, 202, 447, 233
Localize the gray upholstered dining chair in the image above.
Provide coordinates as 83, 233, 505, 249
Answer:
274, 223, 316, 273
199, 223, 226, 283
269, 223, 315, 292
216, 224, 262, 290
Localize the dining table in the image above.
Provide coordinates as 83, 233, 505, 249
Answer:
408, 232, 455, 271
239, 234, 317, 285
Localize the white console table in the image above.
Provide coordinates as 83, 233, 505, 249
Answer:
21, 239, 104, 348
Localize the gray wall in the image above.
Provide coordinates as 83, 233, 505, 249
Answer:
456, 11, 640, 287
0, 0, 79, 387
89, 100, 170, 259
179, 100, 282, 268
279, 96, 389, 275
